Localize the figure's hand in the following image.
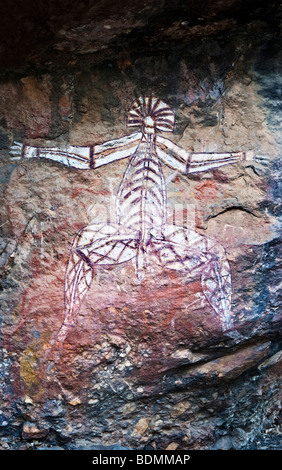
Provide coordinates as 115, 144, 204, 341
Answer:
9, 141, 23, 159
254, 154, 269, 166
246, 150, 269, 166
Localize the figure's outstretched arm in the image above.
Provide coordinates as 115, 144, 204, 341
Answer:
155, 135, 259, 174
9, 132, 142, 170
10, 141, 92, 169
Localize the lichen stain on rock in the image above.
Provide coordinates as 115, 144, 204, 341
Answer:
19, 344, 44, 400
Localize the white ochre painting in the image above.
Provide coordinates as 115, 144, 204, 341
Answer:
10, 97, 256, 343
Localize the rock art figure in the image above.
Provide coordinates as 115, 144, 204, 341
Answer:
10, 97, 256, 343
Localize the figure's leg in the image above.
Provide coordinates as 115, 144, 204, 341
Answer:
56, 229, 94, 343
150, 226, 210, 272
201, 252, 232, 330
57, 223, 138, 343
64, 242, 92, 324
150, 225, 232, 330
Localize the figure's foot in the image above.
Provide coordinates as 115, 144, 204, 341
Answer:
42, 323, 74, 363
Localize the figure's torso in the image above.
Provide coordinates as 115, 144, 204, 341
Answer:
116, 134, 166, 242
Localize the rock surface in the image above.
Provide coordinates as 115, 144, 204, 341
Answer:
0, 0, 281, 450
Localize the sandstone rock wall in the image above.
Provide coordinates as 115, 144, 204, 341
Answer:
0, 1, 281, 450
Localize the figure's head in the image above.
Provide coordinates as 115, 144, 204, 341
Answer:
127, 97, 175, 134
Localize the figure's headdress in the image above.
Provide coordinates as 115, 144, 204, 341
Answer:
127, 97, 175, 134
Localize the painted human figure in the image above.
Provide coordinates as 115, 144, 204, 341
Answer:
10, 97, 256, 343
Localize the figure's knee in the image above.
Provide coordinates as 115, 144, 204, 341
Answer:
70, 223, 111, 249
165, 224, 227, 258
205, 237, 228, 262
164, 224, 204, 246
